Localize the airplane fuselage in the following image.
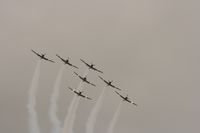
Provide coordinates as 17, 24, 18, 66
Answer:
65, 60, 69, 64
38, 54, 47, 60
121, 96, 128, 101
108, 82, 112, 86
83, 77, 87, 82
88, 65, 95, 69
75, 91, 84, 97
80, 76, 87, 82
75, 91, 81, 95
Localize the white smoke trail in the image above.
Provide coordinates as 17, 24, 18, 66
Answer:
62, 82, 83, 133
67, 97, 80, 133
68, 69, 89, 133
86, 86, 107, 133
61, 69, 89, 133
67, 92, 81, 133
61, 95, 77, 133
27, 60, 41, 133
49, 65, 65, 133
106, 101, 122, 133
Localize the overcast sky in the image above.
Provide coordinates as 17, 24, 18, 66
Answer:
0, 0, 200, 133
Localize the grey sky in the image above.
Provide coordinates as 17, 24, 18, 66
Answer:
0, 0, 200, 133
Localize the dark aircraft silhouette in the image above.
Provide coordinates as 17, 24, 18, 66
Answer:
74, 72, 96, 87
31, 49, 55, 63
98, 76, 121, 91
115, 91, 137, 106
56, 54, 79, 69
80, 59, 103, 73
68, 87, 92, 100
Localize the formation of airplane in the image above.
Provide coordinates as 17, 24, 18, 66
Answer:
80, 59, 103, 73
31, 49, 137, 106
56, 54, 79, 69
98, 76, 121, 91
68, 87, 92, 100
115, 91, 137, 106
74, 72, 96, 87
31, 50, 55, 63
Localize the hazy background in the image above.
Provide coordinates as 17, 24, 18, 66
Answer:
0, 0, 200, 133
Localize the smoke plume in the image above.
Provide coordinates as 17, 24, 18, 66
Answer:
62, 69, 89, 133
86, 86, 107, 133
106, 101, 122, 133
27, 60, 41, 133
49, 65, 65, 133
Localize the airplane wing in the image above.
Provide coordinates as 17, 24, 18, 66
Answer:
71, 64, 79, 69
74, 72, 79, 76
63, 59, 79, 69
31, 49, 41, 57
43, 57, 55, 63
110, 84, 121, 91
56, 54, 66, 62
80, 94, 92, 100
88, 81, 96, 87
98, 76, 108, 84
92, 67, 103, 73
115, 91, 124, 99
85, 96, 92, 100
126, 99, 137, 106
68, 87, 74, 92
84, 79, 96, 87
80, 59, 90, 67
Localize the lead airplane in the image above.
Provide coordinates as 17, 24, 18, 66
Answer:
115, 91, 137, 106
31, 49, 55, 63
68, 87, 92, 100
56, 54, 79, 69
80, 59, 103, 73
74, 72, 96, 87
98, 76, 121, 91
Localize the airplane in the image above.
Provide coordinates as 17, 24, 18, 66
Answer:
31, 49, 55, 63
80, 59, 103, 73
68, 87, 92, 100
98, 76, 121, 91
56, 54, 79, 69
74, 72, 96, 87
115, 91, 137, 106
